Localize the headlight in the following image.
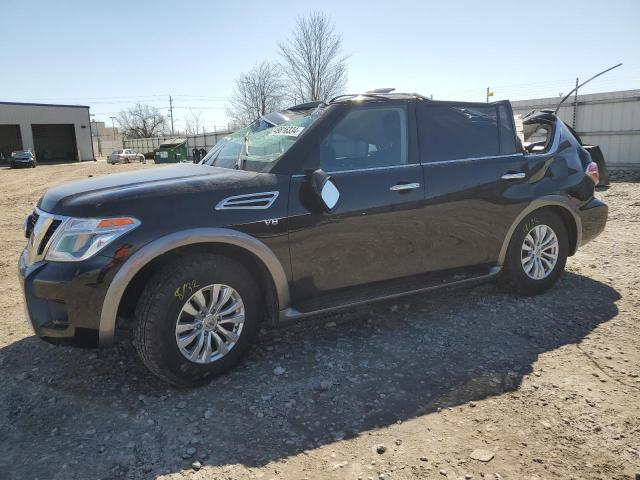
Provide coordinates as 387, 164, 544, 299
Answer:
45, 217, 140, 262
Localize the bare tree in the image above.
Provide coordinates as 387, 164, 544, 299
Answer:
279, 12, 348, 103
227, 61, 285, 127
117, 104, 168, 138
184, 109, 204, 135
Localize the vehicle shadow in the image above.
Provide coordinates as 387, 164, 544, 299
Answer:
0, 272, 620, 479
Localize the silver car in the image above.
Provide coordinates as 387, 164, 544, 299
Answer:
107, 149, 146, 165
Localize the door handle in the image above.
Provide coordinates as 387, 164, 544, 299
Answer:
501, 172, 526, 180
390, 182, 421, 192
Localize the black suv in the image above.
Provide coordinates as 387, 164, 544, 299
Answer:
19, 92, 607, 386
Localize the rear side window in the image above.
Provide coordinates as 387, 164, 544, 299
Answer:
418, 104, 500, 162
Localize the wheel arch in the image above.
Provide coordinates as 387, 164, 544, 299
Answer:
99, 228, 290, 346
498, 197, 582, 266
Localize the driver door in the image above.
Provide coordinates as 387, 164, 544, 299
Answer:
287, 103, 426, 303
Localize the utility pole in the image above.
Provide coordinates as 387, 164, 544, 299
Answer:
109, 116, 116, 141
169, 95, 175, 136
572, 77, 579, 129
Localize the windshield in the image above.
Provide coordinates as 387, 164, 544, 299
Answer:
112, 150, 123, 154
201, 108, 324, 172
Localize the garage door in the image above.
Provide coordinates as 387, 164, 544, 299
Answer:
0, 124, 23, 161
32, 124, 78, 162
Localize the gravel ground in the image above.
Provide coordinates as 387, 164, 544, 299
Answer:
0, 161, 638, 480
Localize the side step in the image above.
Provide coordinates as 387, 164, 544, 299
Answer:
279, 265, 501, 322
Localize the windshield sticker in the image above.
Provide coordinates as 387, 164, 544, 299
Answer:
269, 125, 305, 137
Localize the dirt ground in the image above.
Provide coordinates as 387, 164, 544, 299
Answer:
0, 161, 638, 480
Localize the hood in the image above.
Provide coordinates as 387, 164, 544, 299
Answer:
38, 163, 279, 218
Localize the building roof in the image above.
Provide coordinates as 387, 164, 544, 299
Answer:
0, 101, 90, 109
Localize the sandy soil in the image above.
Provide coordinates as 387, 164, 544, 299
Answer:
0, 161, 638, 480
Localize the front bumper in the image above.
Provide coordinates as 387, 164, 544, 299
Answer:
18, 249, 118, 346
579, 196, 608, 246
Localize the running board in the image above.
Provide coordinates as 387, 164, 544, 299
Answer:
279, 265, 502, 323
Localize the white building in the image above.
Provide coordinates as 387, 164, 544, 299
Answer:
511, 89, 640, 169
0, 102, 94, 162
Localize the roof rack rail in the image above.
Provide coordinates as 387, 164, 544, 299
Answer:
329, 92, 433, 104
329, 93, 392, 103
365, 88, 396, 94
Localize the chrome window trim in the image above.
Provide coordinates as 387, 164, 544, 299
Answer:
421, 153, 524, 165
215, 191, 280, 210
292, 163, 419, 177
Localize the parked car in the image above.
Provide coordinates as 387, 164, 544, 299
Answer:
19, 91, 607, 387
10, 150, 36, 168
107, 149, 145, 164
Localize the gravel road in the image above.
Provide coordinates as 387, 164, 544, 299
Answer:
0, 161, 638, 480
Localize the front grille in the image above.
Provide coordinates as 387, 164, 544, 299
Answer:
24, 208, 67, 266
25, 212, 39, 238
37, 219, 62, 255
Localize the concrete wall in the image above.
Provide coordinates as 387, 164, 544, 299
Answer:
0, 102, 94, 161
511, 90, 640, 169
124, 130, 232, 161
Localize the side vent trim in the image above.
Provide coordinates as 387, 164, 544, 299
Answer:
215, 191, 280, 210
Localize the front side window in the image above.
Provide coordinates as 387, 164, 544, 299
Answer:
418, 104, 500, 162
319, 105, 408, 172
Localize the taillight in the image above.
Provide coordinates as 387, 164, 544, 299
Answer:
585, 162, 599, 185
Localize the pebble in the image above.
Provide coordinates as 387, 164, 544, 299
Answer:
376, 445, 387, 454
470, 448, 494, 462
273, 366, 286, 376
191, 460, 202, 470
440, 469, 448, 476
419, 456, 428, 462
325, 321, 337, 328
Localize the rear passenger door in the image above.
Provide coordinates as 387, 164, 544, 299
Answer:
415, 101, 530, 272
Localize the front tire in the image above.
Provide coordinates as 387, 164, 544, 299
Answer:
499, 210, 568, 295
133, 254, 261, 387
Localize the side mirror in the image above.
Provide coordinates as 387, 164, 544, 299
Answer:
309, 169, 340, 212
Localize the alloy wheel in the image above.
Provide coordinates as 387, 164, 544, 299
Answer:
521, 224, 559, 280
175, 284, 245, 364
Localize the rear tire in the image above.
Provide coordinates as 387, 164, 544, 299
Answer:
499, 210, 568, 295
133, 254, 261, 387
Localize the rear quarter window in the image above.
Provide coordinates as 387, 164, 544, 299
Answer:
417, 104, 500, 162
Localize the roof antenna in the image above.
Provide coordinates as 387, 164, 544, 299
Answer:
554, 63, 622, 114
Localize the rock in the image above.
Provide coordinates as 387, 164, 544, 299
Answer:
395, 439, 402, 446
191, 461, 202, 470
470, 449, 494, 462
419, 456, 428, 462
273, 366, 286, 376
465, 475, 473, 480
439, 469, 448, 476
376, 445, 387, 454
325, 321, 337, 328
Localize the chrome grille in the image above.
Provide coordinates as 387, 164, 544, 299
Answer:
24, 208, 67, 266
215, 191, 279, 210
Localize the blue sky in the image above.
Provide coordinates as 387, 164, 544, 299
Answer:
1, 0, 638, 131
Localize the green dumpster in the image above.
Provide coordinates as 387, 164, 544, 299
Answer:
154, 138, 188, 163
